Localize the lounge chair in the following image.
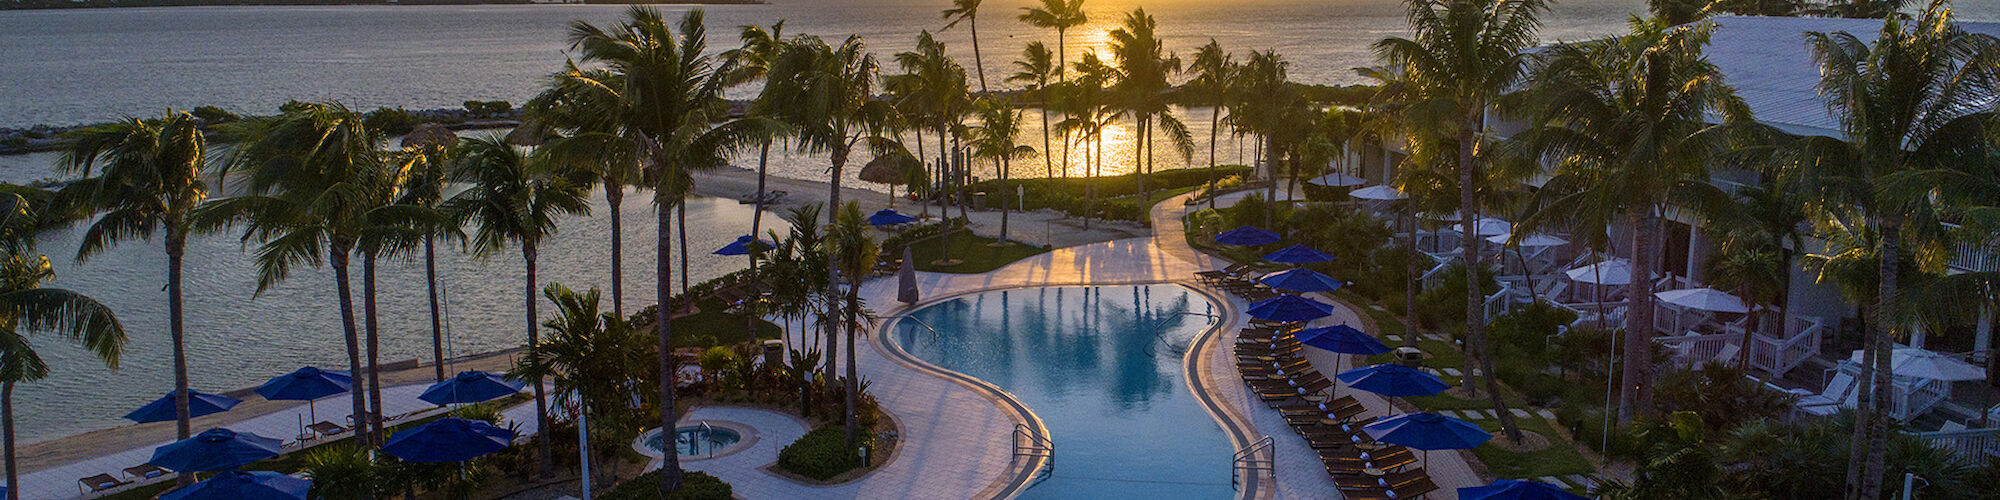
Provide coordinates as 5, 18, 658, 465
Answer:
1249, 372, 1327, 391
1285, 403, 1369, 427
1343, 476, 1440, 499
1322, 446, 1417, 472
79, 473, 130, 494
1258, 378, 1334, 401
1797, 371, 1856, 416
309, 421, 350, 436
1336, 467, 1428, 490
1276, 395, 1362, 415
122, 463, 168, 481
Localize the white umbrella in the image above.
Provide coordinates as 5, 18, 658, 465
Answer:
1654, 287, 1751, 314
1847, 347, 1987, 381
1566, 260, 1632, 285
1307, 172, 1369, 187
1348, 185, 1408, 201
1451, 218, 1511, 237
1485, 232, 1569, 247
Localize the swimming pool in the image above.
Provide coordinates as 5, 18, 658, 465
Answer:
643, 425, 743, 458
893, 285, 1237, 499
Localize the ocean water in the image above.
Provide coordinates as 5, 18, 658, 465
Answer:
893, 285, 1230, 499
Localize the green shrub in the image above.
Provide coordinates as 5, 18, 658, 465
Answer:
777, 426, 871, 481
363, 107, 417, 136
191, 105, 238, 124
463, 100, 514, 117
600, 470, 732, 500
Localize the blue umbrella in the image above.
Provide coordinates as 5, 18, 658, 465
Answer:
866, 209, 919, 226
1459, 479, 1590, 500
1258, 267, 1346, 293
1337, 363, 1450, 398
160, 470, 309, 500
1295, 325, 1390, 355
150, 428, 283, 472
419, 371, 525, 406
1262, 244, 1335, 264
713, 235, 772, 256
255, 367, 351, 401
126, 391, 241, 423
1214, 226, 1281, 246
1363, 412, 1492, 451
1245, 295, 1335, 322
382, 417, 515, 463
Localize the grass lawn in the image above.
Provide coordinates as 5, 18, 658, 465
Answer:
671, 296, 783, 349
907, 230, 1050, 274
1470, 417, 1597, 481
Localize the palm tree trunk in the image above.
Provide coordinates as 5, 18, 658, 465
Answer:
329, 242, 371, 455
916, 129, 930, 217
1207, 104, 1220, 210
426, 234, 444, 381
165, 228, 193, 463
1404, 210, 1420, 355
608, 179, 626, 316
1041, 102, 1054, 178
679, 203, 691, 299
999, 155, 1011, 242
751, 140, 774, 346
1846, 301, 1877, 499
524, 244, 553, 479
1858, 218, 1900, 499
363, 251, 386, 445
827, 145, 849, 378
938, 124, 955, 265
1621, 211, 1660, 422
1457, 115, 1519, 442
4, 381, 17, 500
843, 288, 861, 449
970, 15, 988, 93
1262, 135, 1277, 228
1136, 116, 1149, 203
656, 198, 684, 495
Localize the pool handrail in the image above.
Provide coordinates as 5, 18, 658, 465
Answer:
1012, 423, 1055, 482
1231, 435, 1276, 491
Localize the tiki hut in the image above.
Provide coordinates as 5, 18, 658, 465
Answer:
860, 152, 917, 208
400, 122, 457, 149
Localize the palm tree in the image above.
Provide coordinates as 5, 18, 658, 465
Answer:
1375, 0, 1549, 441
1055, 52, 1117, 229
0, 187, 124, 500
724, 21, 791, 269
971, 98, 1036, 242
825, 202, 878, 448
509, 283, 654, 493
1514, 16, 1746, 429
1108, 7, 1192, 204
445, 134, 592, 479
1007, 42, 1058, 178
0, 254, 125, 500
940, 0, 989, 93
355, 159, 431, 446
565, 8, 763, 492
1018, 0, 1087, 83
888, 31, 970, 261
527, 62, 647, 317
390, 135, 456, 382
1776, 4, 2000, 496
201, 102, 389, 452
1227, 50, 1295, 228
56, 111, 206, 447
1187, 40, 1234, 210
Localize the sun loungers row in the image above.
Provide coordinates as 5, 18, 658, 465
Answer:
74, 411, 402, 496
1232, 326, 1440, 499
1196, 264, 1282, 302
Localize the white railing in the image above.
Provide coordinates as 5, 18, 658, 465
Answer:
1833, 362, 1953, 422
1943, 222, 1998, 273
1653, 314, 1824, 378
1909, 427, 2000, 462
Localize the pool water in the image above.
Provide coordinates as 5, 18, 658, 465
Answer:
645, 426, 742, 457
895, 285, 1235, 499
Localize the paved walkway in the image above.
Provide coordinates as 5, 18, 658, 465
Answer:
16, 383, 544, 500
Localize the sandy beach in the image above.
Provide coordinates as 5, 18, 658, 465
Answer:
690, 166, 1151, 249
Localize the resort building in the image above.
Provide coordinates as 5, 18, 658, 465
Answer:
1344, 15, 2000, 426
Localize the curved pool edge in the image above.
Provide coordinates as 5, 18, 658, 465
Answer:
872, 280, 1270, 500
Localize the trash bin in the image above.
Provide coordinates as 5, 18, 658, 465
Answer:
1394, 346, 1424, 363
972, 191, 987, 210
763, 340, 785, 367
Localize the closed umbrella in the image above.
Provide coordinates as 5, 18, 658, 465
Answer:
1565, 259, 1631, 286
1337, 364, 1450, 398
381, 417, 515, 463
897, 247, 919, 305
1262, 244, 1335, 264
160, 470, 309, 500
1246, 295, 1335, 323
1459, 479, 1589, 500
1258, 268, 1345, 293
1214, 226, 1282, 246
1654, 287, 1750, 313
150, 428, 283, 473
419, 371, 524, 406
1348, 185, 1408, 201
126, 391, 241, 423
1307, 172, 1368, 187
713, 235, 772, 256
866, 209, 919, 226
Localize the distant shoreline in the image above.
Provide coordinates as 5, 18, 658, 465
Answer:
2, 0, 764, 11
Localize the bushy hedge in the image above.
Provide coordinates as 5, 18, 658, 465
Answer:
362, 107, 417, 136
777, 426, 871, 481
878, 217, 967, 259
600, 470, 732, 500
965, 166, 1252, 221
